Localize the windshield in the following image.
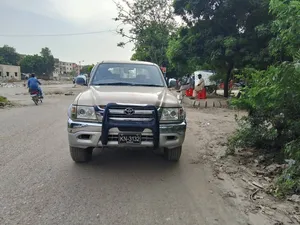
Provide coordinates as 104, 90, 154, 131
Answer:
90, 63, 166, 87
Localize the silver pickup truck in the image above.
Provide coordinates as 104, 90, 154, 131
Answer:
67, 60, 186, 163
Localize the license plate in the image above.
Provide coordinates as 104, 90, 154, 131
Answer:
118, 133, 141, 144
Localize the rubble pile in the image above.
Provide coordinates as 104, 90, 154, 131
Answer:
39, 80, 62, 85
0, 82, 23, 88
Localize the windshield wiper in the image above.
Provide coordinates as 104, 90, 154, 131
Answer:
129, 84, 164, 87
91, 82, 164, 87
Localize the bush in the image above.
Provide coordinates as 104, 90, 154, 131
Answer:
229, 62, 300, 195
0, 96, 8, 103
0, 96, 9, 107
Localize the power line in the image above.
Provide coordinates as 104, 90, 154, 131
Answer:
0, 30, 116, 37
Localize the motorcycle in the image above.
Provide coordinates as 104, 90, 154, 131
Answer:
30, 90, 43, 105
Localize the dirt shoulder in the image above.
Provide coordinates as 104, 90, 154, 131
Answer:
184, 98, 300, 224
0, 83, 86, 107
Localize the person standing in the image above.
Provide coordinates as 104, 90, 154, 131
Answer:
193, 74, 205, 98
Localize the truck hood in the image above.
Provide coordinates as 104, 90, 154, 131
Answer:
75, 86, 179, 107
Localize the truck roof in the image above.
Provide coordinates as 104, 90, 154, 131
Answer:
194, 70, 214, 74
99, 60, 156, 65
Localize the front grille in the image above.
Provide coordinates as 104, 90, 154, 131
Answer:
108, 108, 155, 122
100, 104, 160, 148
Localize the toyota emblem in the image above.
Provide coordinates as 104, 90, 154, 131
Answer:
124, 108, 135, 115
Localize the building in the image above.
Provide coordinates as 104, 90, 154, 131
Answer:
0, 64, 21, 81
59, 61, 77, 74
53, 58, 78, 80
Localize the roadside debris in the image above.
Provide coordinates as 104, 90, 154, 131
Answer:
0, 82, 23, 88
225, 166, 239, 174
223, 191, 237, 198
64, 91, 74, 96
288, 195, 300, 203
265, 164, 283, 176
250, 189, 260, 201
44, 90, 64, 95
217, 173, 225, 180
252, 182, 264, 189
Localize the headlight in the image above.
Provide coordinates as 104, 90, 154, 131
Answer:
70, 105, 97, 120
160, 108, 185, 121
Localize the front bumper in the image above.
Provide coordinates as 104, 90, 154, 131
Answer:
67, 118, 186, 149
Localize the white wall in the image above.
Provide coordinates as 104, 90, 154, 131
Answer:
0, 64, 21, 81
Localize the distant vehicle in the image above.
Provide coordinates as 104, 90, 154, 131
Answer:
75, 74, 88, 86
67, 60, 186, 163
193, 70, 215, 86
216, 81, 244, 98
168, 78, 177, 88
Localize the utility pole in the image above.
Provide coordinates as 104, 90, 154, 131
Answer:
78, 60, 84, 75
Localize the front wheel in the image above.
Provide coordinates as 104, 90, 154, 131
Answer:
164, 146, 182, 162
69, 146, 93, 163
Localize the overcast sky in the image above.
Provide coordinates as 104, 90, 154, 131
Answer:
0, 0, 134, 64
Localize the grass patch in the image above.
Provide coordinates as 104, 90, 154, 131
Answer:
0, 96, 12, 108
0, 96, 8, 102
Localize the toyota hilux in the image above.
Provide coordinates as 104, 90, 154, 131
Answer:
67, 60, 186, 163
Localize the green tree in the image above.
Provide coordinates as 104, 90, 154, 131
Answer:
229, 0, 300, 196
80, 64, 94, 74
20, 47, 55, 77
269, 0, 300, 60
80, 65, 90, 74
172, 0, 275, 97
0, 45, 20, 65
20, 55, 44, 75
40, 47, 55, 76
114, 0, 175, 67
87, 64, 94, 73
130, 22, 172, 65
167, 28, 205, 76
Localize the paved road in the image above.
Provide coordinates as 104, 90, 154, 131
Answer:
0, 96, 251, 225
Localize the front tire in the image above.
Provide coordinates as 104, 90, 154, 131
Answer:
164, 146, 182, 162
69, 146, 93, 163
